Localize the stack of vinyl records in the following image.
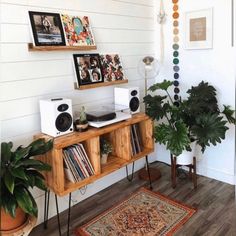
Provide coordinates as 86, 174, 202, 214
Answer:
130, 124, 143, 156
63, 144, 95, 183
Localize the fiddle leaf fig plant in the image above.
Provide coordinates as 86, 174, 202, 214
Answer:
144, 80, 235, 156
0, 138, 53, 218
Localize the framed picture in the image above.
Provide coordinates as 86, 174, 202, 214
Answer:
73, 54, 103, 86
185, 8, 213, 49
61, 14, 95, 46
28, 11, 66, 46
100, 54, 125, 82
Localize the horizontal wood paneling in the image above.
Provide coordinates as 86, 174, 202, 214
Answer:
1, 4, 155, 30
1, 43, 155, 62
0, 0, 155, 225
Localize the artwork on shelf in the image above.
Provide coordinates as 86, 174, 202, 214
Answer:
61, 14, 95, 46
28, 11, 66, 46
100, 54, 125, 82
185, 8, 213, 49
73, 54, 103, 87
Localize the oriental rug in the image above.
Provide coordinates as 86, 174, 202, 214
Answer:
75, 187, 196, 236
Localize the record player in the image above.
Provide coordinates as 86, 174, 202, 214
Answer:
86, 105, 131, 128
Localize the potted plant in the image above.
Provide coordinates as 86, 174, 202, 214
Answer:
0, 138, 53, 233
74, 106, 88, 132
100, 139, 113, 164
144, 80, 235, 163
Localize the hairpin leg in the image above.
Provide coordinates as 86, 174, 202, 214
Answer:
44, 190, 50, 229
126, 162, 135, 182
55, 194, 62, 236
67, 193, 72, 236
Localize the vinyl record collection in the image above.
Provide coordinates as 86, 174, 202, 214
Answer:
130, 124, 142, 156
63, 144, 95, 183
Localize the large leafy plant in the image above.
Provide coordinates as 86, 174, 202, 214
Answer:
0, 138, 53, 218
144, 80, 235, 156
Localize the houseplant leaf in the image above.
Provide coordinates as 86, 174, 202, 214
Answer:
222, 105, 236, 124
28, 138, 53, 157
4, 170, 15, 194
154, 121, 190, 156
1, 142, 13, 162
191, 113, 228, 152
14, 186, 36, 217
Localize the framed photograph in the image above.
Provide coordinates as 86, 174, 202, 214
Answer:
61, 14, 95, 46
185, 8, 213, 49
100, 54, 125, 82
28, 11, 66, 46
73, 54, 103, 86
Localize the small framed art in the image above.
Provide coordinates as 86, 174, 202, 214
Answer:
28, 11, 66, 46
73, 54, 103, 87
100, 54, 125, 82
61, 14, 95, 46
185, 8, 213, 49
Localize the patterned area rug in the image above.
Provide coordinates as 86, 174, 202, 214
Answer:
75, 187, 196, 236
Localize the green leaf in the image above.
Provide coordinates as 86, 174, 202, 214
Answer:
1, 142, 13, 162
14, 186, 35, 216
154, 121, 190, 156
148, 80, 173, 92
222, 105, 236, 124
15, 159, 51, 171
191, 113, 228, 152
3, 195, 17, 218
28, 139, 53, 157
4, 170, 15, 194
13, 146, 32, 162
34, 176, 47, 191
10, 167, 28, 180
143, 94, 168, 120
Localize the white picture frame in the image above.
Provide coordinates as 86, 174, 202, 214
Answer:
185, 8, 213, 49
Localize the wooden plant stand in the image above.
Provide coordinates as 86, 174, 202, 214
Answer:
171, 155, 197, 189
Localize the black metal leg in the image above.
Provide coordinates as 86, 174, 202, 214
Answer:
126, 162, 135, 182
67, 193, 72, 236
55, 194, 62, 236
44, 190, 50, 229
145, 155, 153, 190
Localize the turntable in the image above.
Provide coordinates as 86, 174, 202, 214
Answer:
86, 105, 131, 128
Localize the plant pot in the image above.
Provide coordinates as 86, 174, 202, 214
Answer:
101, 154, 108, 164
75, 122, 88, 132
176, 141, 196, 165
0, 208, 37, 236
1, 207, 26, 231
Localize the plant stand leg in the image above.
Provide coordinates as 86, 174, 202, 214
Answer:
171, 154, 174, 185
172, 156, 177, 188
126, 162, 135, 182
145, 155, 153, 190
193, 156, 197, 189
44, 190, 50, 229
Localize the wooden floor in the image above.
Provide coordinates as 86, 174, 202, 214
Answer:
30, 162, 236, 236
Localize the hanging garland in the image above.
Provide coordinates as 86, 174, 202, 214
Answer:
172, 0, 180, 106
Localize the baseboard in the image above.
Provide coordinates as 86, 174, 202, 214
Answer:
197, 166, 235, 185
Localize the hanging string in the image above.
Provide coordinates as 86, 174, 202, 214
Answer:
157, 0, 166, 64
172, 0, 180, 106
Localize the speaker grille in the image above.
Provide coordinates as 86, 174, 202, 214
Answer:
130, 97, 139, 112
55, 112, 72, 132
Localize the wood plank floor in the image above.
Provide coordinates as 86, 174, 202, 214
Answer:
30, 162, 236, 236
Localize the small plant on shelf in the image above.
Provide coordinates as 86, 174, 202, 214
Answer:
0, 138, 53, 232
75, 106, 88, 132
100, 138, 113, 164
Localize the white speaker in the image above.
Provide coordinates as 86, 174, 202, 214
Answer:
39, 98, 73, 137
114, 87, 140, 114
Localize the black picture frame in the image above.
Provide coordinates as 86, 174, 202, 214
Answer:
73, 54, 104, 87
28, 11, 66, 46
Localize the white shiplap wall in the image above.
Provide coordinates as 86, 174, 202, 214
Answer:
0, 0, 156, 225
